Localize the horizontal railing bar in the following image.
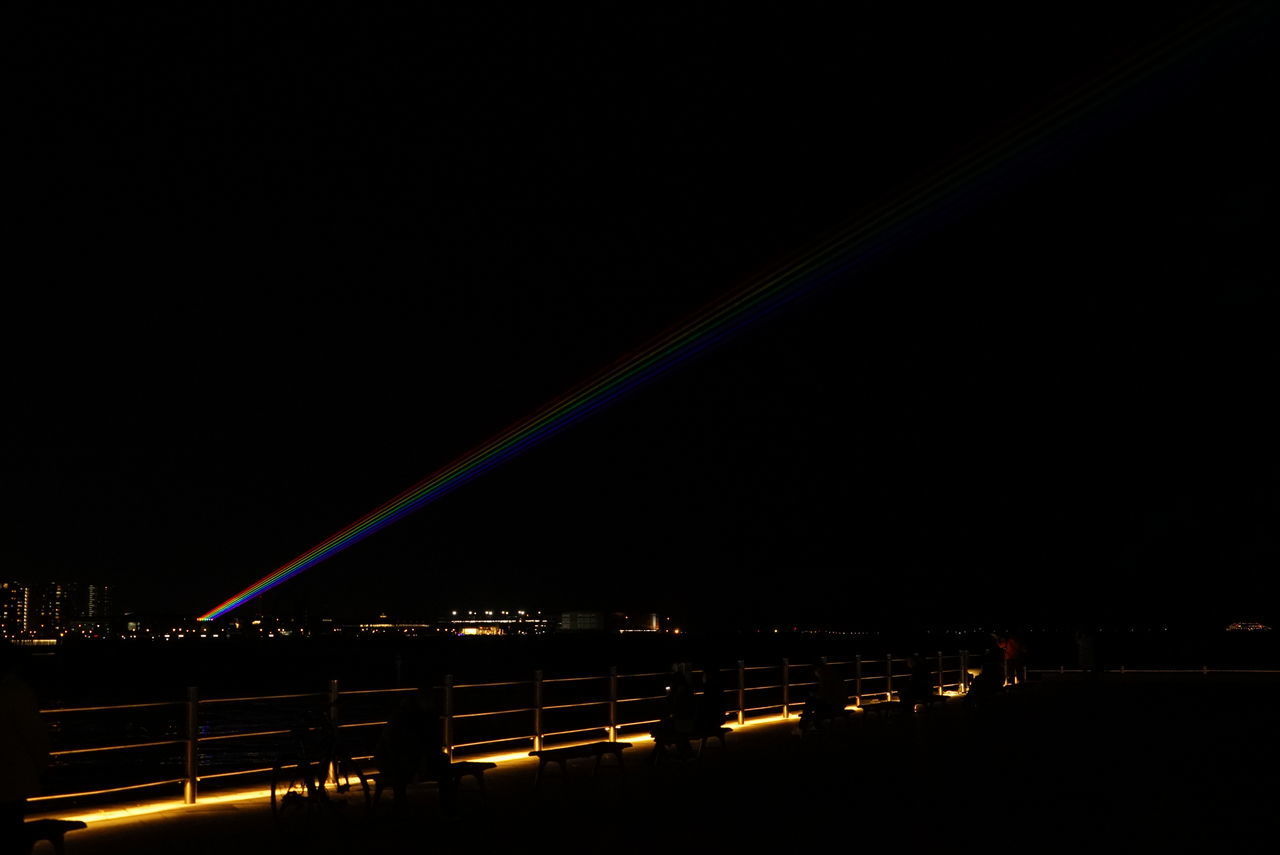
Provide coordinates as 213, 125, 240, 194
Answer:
453, 680, 531, 689
618, 671, 667, 679
200, 692, 324, 705
542, 675, 606, 684
50, 740, 184, 756
198, 766, 278, 780
27, 779, 185, 801
338, 687, 419, 696
451, 735, 535, 749
40, 701, 181, 714
617, 695, 667, 703
452, 707, 533, 720
198, 729, 290, 743
541, 726, 609, 738
337, 720, 386, 729
542, 700, 608, 711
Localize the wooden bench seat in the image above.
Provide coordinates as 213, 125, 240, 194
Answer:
529, 741, 630, 786
649, 723, 731, 761
372, 759, 497, 805
24, 819, 87, 855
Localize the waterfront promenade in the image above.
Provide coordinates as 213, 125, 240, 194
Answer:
36, 674, 1278, 853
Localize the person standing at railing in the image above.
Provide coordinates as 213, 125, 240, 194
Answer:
1, 642, 49, 855
654, 663, 698, 758
1075, 627, 1099, 680
998, 633, 1026, 687
902, 654, 934, 711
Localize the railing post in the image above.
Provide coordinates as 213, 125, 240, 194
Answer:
736, 660, 745, 726
326, 679, 340, 783
1003, 657, 1009, 686
937, 651, 944, 694
533, 669, 544, 751
885, 653, 893, 701
960, 650, 969, 692
608, 666, 618, 742
854, 654, 863, 706
443, 674, 454, 763
781, 658, 790, 718
183, 686, 198, 805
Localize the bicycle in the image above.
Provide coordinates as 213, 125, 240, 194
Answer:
270, 705, 371, 821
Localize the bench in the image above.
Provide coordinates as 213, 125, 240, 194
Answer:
649, 723, 731, 762
372, 759, 497, 806
858, 699, 905, 721
529, 741, 630, 786
24, 819, 87, 855
900, 689, 950, 712
798, 705, 854, 734
438, 760, 496, 789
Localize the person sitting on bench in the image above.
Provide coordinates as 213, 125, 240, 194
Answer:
801, 662, 849, 731
374, 687, 452, 810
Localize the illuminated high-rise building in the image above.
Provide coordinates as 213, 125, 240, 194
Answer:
0, 581, 29, 637
31, 582, 70, 636
87, 584, 113, 619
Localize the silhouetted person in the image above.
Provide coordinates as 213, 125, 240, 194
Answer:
999, 632, 1026, 686
1, 643, 48, 855
694, 662, 726, 732
1075, 627, 1099, 679
655, 663, 697, 757
903, 653, 935, 710
967, 646, 1004, 705
802, 662, 848, 730
665, 663, 696, 732
374, 687, 449, 811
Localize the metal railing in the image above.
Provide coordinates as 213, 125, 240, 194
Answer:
30, 650, 975, 807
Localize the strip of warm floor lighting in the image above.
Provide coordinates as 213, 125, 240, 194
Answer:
30, 712, 810, 826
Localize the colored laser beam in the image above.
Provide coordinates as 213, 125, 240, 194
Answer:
199, 7, 1252, 621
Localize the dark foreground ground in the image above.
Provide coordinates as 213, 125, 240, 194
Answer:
49, 675, 1279, 854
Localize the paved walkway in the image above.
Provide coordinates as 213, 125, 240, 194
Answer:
38, 676, 1280, 854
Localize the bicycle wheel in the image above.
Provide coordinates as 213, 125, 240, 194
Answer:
322, 755, 371, 814
271, 759, 318, 821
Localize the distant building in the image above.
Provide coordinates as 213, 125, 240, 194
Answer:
30, 582, 71, 637
87, 584, 113, 619
0, 581, 29, 637
1225, 620, 1272, 632
444, 609, 548, 635
557, 611, 605, 632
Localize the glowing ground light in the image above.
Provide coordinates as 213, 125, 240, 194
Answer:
199, 6, 1250, 622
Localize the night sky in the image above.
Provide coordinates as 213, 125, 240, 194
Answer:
5, 4, 1275, 627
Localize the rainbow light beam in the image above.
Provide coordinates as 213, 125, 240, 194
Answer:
199, 7, 1249, 621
